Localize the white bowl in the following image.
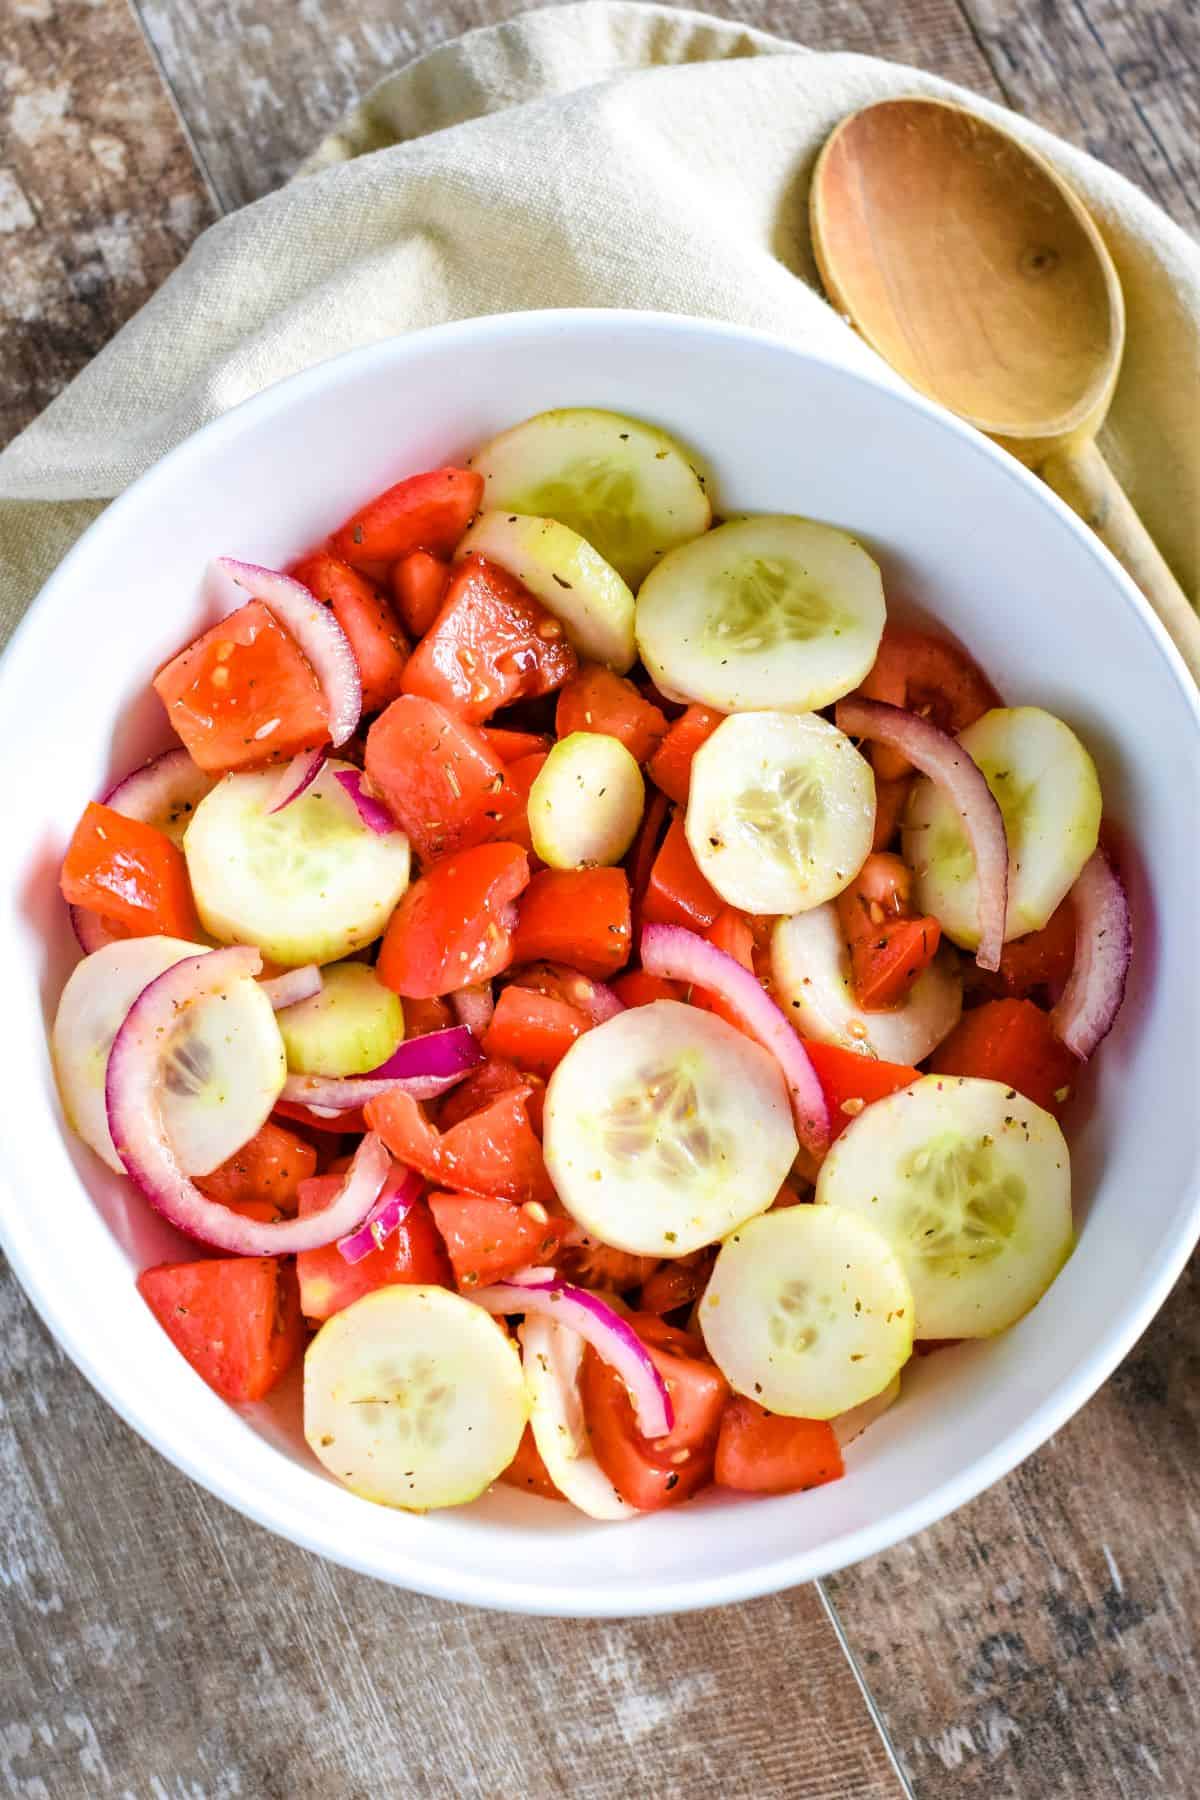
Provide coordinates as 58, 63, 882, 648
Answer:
2, 311, 1197, 1617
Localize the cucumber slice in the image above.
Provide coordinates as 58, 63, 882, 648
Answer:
469, 409, 710, 589
456, 512, 637, 671
184, 759, 411, 968
529, 732, 644, 870
52, 936, 286, 1176
543, 1000, 797, 1256
903, 707, 1101, 949
304, 1285, 527, 1511
635, 516, 885, 712
277, 961, 404, 1076
686, 712, 874, 914
815, 1075, 1073, 1338
521, 1315, 636, 1519
699, 1206, 914, 1419
771, 903, 962, 1063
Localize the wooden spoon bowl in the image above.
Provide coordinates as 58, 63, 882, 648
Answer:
811, 97, 1198, 675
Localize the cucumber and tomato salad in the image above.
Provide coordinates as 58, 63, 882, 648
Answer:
49, 406, 1132, 1521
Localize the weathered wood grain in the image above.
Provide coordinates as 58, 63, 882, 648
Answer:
0, 1264, 905, 1800
828, 1258, 1200, 1798
0, 0, 215, 448
961, 0, 1199, 232
134, 0, 1001, 211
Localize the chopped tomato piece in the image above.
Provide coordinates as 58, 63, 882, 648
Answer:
714, 1398, 844, 1495
646, 704, 724, 804
691, 907, 755, 1030
581, 1313, 729, 1511
977, 900, 1076, 1003
872, 776, 912, 852
332, 466, 483, 568
427, 1191, 569, 1290
801, 1040, 920, 1140
291, 552, 408, 714
295, 1179, 451, 1321
836, 852, 941, 1009
480, 726, 553, 763
555, 665, 668, 764
481, 986, 590, 1077
639, 1250, 715, 1317
365, 695, 523, 861
856, 623, 1000, 780
508, 963, 620, 1024
61, 803, 201, 940
153, 600, 328, 771
366, 1085, 554, 1204
642, 814, 722, 931
555, 1238, 658, 1293
402, 994, 456, 1037
500, 1425, 563, 1501
137, 1257, 302, 1402
195, 1121, 317, 1215
611, 969, 684, 1008
512, 867, 632, 978
402, 555, 577, 724
495, 750, 548, 855
273, 1099, 366, 1136
927, 998, 1077, 1115
391, 550, 450, 638
376, 842, 529, 997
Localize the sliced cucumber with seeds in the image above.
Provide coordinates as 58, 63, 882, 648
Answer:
52, 936, 285, 1176
816, 1075, 1073, 1338
700, 1206, 914, 1419
771, 902, 962, 1063
457, 512, 637, 671
635, 516, 885, 713
903, 706, 1101, 950
529, 731, 644, 869
687, 711, 874, 914
469, 409, 710, 589
277, 961, 404, 1076
304, 1285, 527, 1511
184, 759, 411, 968
543, 1000, 797, 1257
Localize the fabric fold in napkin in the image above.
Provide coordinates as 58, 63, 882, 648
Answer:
2, 0, 1197, 642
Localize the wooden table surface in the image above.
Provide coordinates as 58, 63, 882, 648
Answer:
1, 2, 1196, 1795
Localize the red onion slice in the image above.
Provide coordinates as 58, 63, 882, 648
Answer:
640, 922, 830, 1157
836, 697, 1009, 972
260, 965, 322, 1010
548, 968, 625, 1024
337, 1165, 422, 1265
218, 557, 361, 746
1050, 848, 1132, 1059
471, 1274, 674, 1439
334, 769, 398, 835
105, 944, 390, 1251
281, 1069, 468, 1110
452, 982, 495, 1038
268, 747, 327, 814
70, 905, 124, 955
103, 747, 214, 836
280, 1022, 483, 1111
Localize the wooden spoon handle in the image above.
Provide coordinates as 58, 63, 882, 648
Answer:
1038, 439, 1200, 682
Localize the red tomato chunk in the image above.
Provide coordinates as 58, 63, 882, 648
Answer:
555, 665, 668, 764
364, 695, 523, 861
153, 600, 328, 771
714, 1399, 844, 1495
512, 867, 632, 978
427, 1192, 570, 1290
332, 467, 483, 568
137, 1257, 303, 1402
366, 1086, 554, 1205
291, 551, 409, 714
376, 842, 529, 997
582, 1314, 729, 1511
927, 998, 1077, 1116
61, 803, 201, 941
296, 1179, 450, 1321
401, 555, 577, 723
196, 1121, 317, 1216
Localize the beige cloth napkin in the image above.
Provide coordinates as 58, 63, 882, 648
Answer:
2, 0, 1197, 646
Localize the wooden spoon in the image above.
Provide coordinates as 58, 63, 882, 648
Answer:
810, 96, 1199, 677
